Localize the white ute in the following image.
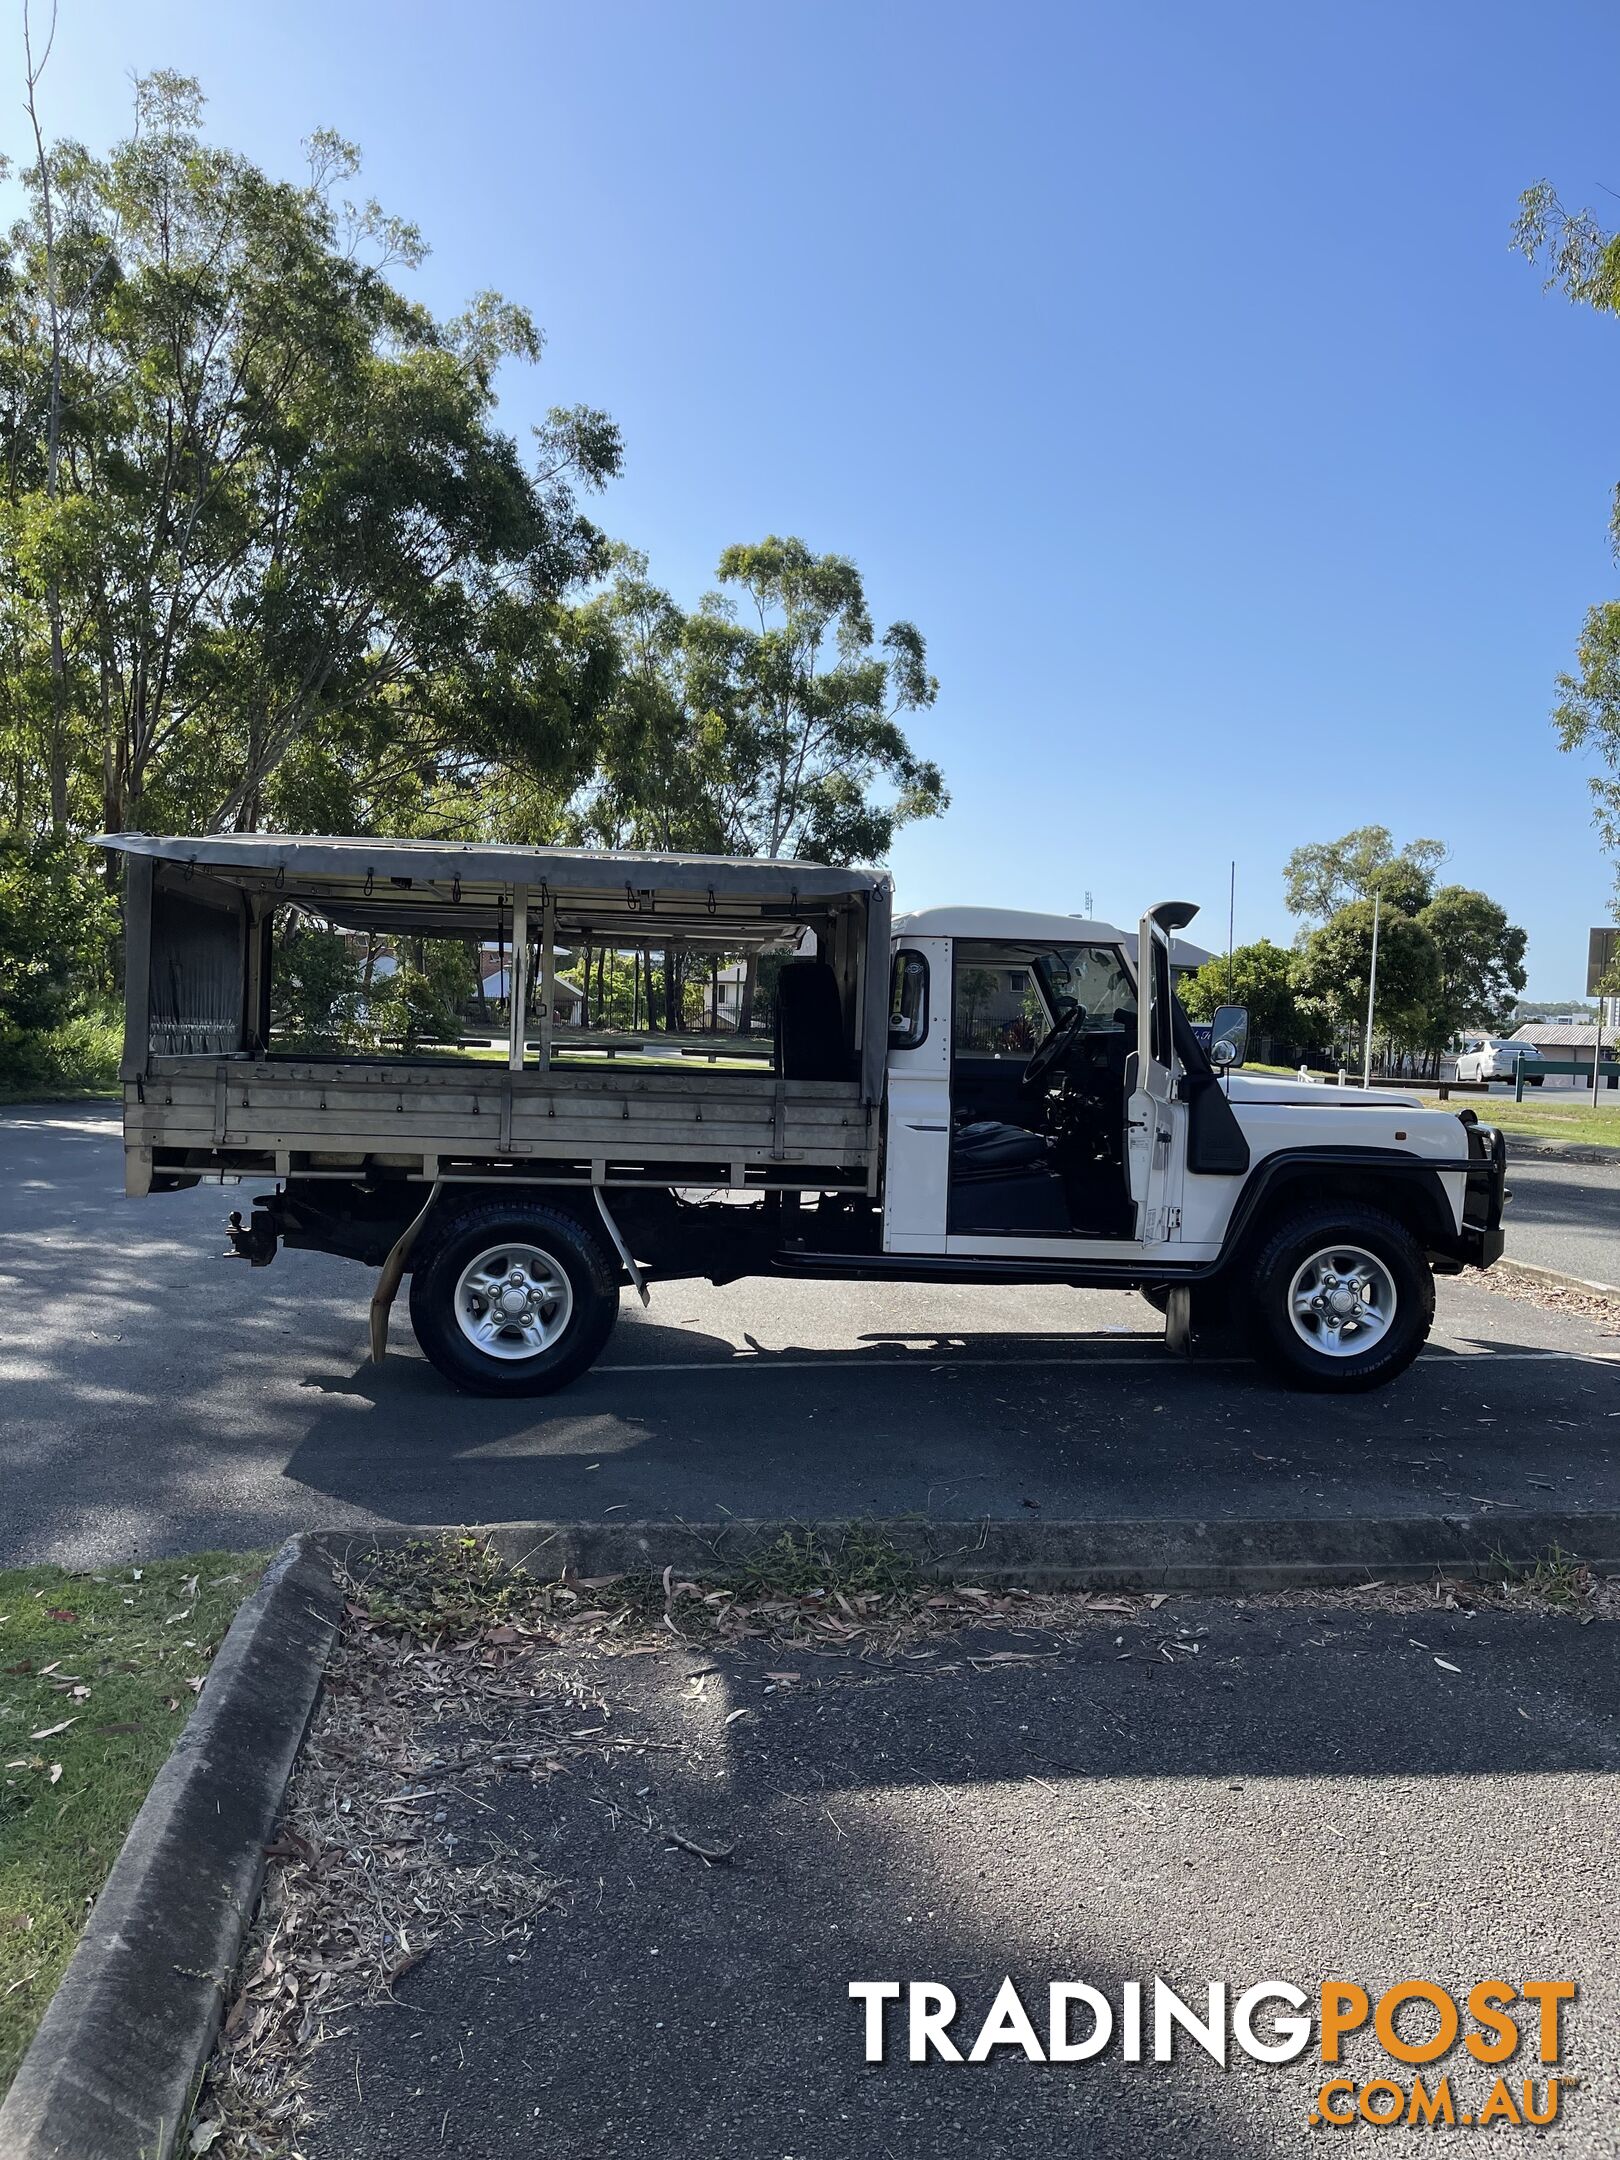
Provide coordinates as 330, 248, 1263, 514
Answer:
103, 838, 1509, 1397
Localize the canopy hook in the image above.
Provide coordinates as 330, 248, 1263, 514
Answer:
451, 874, 462, 905
183, 857, 195, 882
625, 881, 640, 913
274, 863, 286, 891
706, 884, 716, 915
363, 868, 374, 897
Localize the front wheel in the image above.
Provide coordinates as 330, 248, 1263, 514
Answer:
408, 1200, 621, 1396
1245, 1205, 1433, 1392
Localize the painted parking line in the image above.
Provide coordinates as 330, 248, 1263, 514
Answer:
595, 1348, 1620, 1374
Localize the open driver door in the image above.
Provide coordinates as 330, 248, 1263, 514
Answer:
1128, 900, 1197, 1248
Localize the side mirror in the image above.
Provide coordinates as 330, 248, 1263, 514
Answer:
1209, 1004, 1249, 1069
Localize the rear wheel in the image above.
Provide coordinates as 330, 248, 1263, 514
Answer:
408, 1200, 621, 1396
1245, 1204, 1433, 1392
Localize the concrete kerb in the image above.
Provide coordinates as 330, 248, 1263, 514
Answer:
319, 1511, 1620, 1595
1495, 1255, 1620, 1300
0, 1537, 343, 2160
6, 1508, 1619, 2160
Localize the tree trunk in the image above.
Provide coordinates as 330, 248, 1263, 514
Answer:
738, 950, 760, 1038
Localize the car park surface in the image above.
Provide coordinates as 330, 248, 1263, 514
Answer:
2, 1106, 1617, 1569
294, 1597, 1620, 2160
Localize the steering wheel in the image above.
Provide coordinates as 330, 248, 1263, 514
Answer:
1021, 1005, 1085, 1095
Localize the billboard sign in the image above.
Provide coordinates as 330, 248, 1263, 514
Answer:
1586, 928, 1619, 998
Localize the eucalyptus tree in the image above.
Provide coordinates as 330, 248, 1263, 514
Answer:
683, 535, 946, 865
1516, 182, 1620, 900
0, 69, 622, 857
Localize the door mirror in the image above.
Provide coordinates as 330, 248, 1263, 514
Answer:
1209, 1004, 1249, 1068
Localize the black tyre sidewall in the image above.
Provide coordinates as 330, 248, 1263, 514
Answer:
1246, 1206, 1433, 1393
408, 1201, 621, 1396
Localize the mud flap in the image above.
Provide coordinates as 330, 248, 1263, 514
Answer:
369, 1179, 443, 1364
593, 1186, 651, 1308
1164, 1284, 1193, 1358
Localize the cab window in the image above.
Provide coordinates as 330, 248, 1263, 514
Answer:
888, 950, 929, 1049
952, 941, 1134, 1058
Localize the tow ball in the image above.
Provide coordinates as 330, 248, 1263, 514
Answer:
226, 1207, 278, 1267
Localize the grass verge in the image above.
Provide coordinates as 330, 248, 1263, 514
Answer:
1242, 1064, 1620, 1144
0, 1552, 263, 2091
1458, 1096, 1620, 1146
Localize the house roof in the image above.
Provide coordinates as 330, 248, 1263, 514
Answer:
1511, 1023, 1615, 1050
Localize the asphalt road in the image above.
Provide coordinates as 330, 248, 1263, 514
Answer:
302, 1603, 1619, 2160
4, 1107, 1619, 1567
1497, 1155, 1620, 1286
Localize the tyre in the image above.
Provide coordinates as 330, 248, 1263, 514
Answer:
1244, 1204, 1433, 1393
407, 1199, 621, 1396
1529, 1075, 1544, 1087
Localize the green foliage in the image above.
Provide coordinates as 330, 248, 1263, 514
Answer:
729, 1524, 919, 1601
1516, 185, 1620, 903
1178, 938, 1303, 1043
956, 967, 998, 1040
1282, 827, 1446, 923
0, 71, 622, 851
1417, 884, 1528, 1039
1292, 899, 1441, 1050
568, 538, 947, 870
270, 920, 366, 1051
0, 1008, 120, 1100
349, 1534, 531, 1642
0, 838, 119, 1092
0, 73, 950, 1084
685, 534, 946, 864
1273, 831, 1526, 1067
0, 838, 115, 1032
1550, 601, 1620, 902
369, 940, 473, 1050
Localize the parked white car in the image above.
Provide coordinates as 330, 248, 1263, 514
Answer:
1455, 1038, 1544, 1086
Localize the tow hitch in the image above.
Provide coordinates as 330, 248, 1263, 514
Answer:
226, 1208, 278, 1267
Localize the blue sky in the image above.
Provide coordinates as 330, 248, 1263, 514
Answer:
20, 0, 1620, 994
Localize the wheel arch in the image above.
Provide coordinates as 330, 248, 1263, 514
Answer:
1215, 1151, 1458, 1277
407, 1182, 610, 1273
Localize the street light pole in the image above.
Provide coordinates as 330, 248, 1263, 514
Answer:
1362, 891, 1381, 1089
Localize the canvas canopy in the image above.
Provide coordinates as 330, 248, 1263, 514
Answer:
100, 833, 895, 1103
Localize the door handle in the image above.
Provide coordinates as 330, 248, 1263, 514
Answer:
906, 1122, 949, 1132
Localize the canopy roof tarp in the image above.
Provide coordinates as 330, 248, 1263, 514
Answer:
99, 832, 882, 902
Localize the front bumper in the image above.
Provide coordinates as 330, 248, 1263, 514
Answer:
1460, 1117, 1508, 1267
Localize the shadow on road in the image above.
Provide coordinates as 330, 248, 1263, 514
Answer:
295, 1607, 1618, 2159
